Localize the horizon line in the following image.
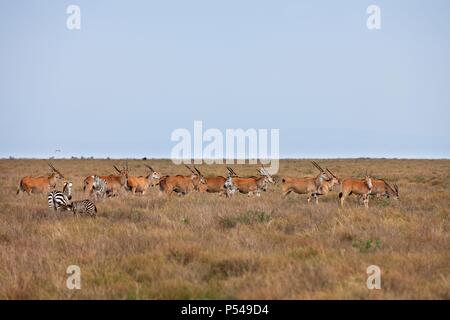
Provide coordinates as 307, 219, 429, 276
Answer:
2, 156, 450, 160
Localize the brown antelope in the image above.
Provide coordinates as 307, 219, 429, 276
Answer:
105, 165, 129, 196
158, 165, 206, 196
339, 174, 373, 208
310, 168, 341, 203
357, 178, 399, 200
281, 161, 331, 203
83, 175, 96, 193
17, 163, 65, 195
201, 175, 227, 195
126, 165, 161, 195
83, 164, 129, 197
226, 166, 275, 197
184, 165, 209, 192
195, 168, 233, 195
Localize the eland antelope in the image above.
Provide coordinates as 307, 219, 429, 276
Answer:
158, 165, 206, 196
83, 164, 128, 197
281, 161, 331, 203
369, 179, 399, 199
339, 174, 373, 208
126, 165, 161, 195
354, 178, 399, 202
17, 163, 65, 195
226, 166, 275, 197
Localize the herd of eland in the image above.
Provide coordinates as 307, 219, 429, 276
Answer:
16, 161, 400, 216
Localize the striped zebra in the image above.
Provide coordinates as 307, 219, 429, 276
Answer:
92, 175, 108, 201
65, 199, 97, 217
224, 175, 237, 198
47, 181, 73, 211
63, 181, 73, 200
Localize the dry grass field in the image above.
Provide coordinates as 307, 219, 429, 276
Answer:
0, 158, 449, 299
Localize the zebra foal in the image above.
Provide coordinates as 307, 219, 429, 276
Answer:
64, 199, 97, 217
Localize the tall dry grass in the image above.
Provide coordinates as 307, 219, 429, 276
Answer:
0, 159, 449, 299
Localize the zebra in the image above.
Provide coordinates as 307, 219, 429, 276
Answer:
92, 175, 108, 201
63, 181, 73, 200
47, 181, 73, 211
64, 199, 97, 217
224, 175, 237, 198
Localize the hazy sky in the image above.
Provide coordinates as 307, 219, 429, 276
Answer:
1, 0, 449, 158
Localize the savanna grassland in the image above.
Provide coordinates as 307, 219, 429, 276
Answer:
0, 159, 449, 299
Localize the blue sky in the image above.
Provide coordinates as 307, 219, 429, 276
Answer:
1, 0, 449, 158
